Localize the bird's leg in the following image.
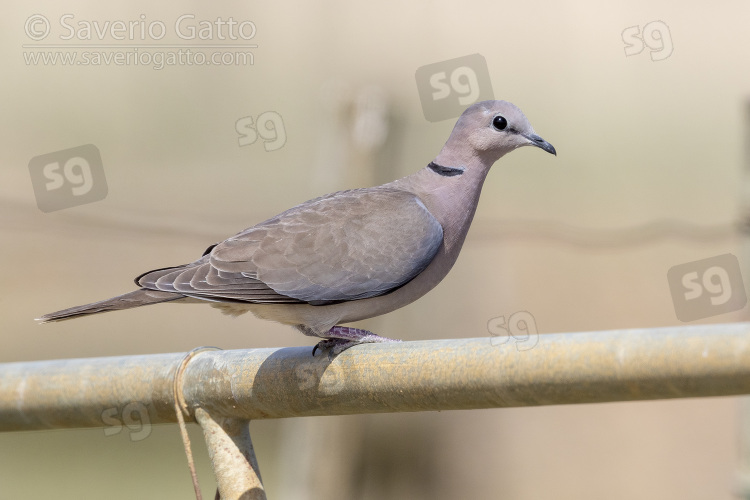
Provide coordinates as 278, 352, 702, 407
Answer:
305, 326, 401, 357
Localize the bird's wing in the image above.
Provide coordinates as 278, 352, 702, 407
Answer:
137, 188, 444, 305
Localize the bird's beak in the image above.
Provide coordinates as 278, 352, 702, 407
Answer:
524, 133, 556, 156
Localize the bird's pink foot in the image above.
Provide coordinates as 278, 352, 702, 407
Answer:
305, 326, 401, 358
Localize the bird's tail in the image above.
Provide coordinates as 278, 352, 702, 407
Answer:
37, 289, 184, 323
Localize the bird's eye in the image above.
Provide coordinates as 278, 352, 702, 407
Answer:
492, 115, 508, 131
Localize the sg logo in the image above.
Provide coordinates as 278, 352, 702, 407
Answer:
101, 402, 152, 442
667, 254, 747, 322
430, 67, 481, 107
236, 111, 287, 151
487, 311, 539, 351
294, 361, 344, 396
415, 53, 494, 122
622, 20, 673, 62
28, 144, 107, 212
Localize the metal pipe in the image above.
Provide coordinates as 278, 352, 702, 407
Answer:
195, 409, 265, 500
2, 323, 750, 432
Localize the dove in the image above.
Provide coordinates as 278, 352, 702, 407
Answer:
38, 100, 556, 356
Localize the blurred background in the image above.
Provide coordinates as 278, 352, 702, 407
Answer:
2, 1, 750, 498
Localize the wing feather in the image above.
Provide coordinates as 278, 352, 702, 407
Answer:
137, 188, 443, 305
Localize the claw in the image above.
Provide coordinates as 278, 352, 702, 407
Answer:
309, 327, 402, 358
311, 339, 337, 357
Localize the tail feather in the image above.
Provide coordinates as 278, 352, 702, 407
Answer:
37, 289, 185, 323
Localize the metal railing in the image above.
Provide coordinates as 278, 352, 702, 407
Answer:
2, 322, 750, 498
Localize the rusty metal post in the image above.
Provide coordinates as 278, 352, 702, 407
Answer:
195, 409, 265, 500
736, 100, 750, 499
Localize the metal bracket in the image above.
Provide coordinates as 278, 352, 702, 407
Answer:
196, 408, 266, 500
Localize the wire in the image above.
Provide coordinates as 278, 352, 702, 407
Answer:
4, 198, 743, 249
469, 218, 740, 248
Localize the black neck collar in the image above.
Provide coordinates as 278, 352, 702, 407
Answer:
427, 162, 464, 177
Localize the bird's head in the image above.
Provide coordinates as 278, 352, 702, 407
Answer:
436, 100, 556, 167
